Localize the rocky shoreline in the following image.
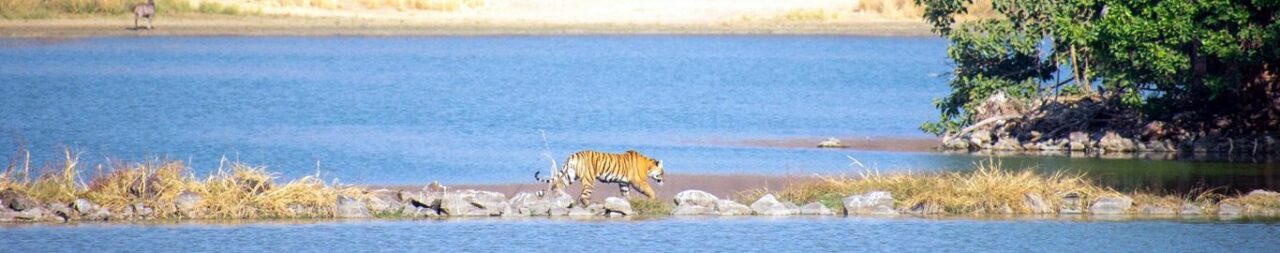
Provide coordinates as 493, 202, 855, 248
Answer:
6, 187, 1280, 223
937, 93, 1280, 155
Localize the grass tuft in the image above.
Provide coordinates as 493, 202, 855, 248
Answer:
628, 198, 672, 216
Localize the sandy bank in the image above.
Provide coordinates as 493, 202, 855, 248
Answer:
697, 137, 940, 152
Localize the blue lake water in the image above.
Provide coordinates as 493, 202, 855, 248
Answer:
0, 36, 1277, 192
2, 217, 1278, 252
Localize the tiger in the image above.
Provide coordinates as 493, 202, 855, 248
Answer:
535, 150, 665, 206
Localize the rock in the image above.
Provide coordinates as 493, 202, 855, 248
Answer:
367, 189, 401, 213
463, 190, 507, 215
73, 199, 94, 215
673, 190, 719, 208
1179, 203, 1202, 216
567, 207, 594, 216
817, 138, 845, 148
1068, 131, 1090, 151
400, 191, 438, 208
942, 135, 971, 150
47, 202, 71, 221
1023, 193, 1053, 214
842, 191, 897, 215
1247, 189, 1280, 198
175, 191, 202, 216
86, 208, 111, 221
750, 194, 794, 216
335, 195, 369, 218
1138, 205, 1176, 215
1089, 195, 1133, 215
550, 193, 574, 209
438, 193, 474, 216
1, 189, 38, 211
549, 206, 571, 216
799, 202, 834, 215
1098, 132, 1137, 152
130, 203, 154, 218
511, 192, 551, 216
991, 138, 1023, 151
907, 202, 943, 215
13, 207, 46, 220
969, 130, 993, 147
1059, 193, 1084, 214
1218, 203, 1242, 216
672, 205, 717, 216
603, 197, 633, 216
714, 200, 752, 215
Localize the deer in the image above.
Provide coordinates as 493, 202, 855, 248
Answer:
133, 0, 156, 30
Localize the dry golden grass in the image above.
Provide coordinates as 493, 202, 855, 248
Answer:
780, 9, 842, 22
628, 198, 673, 216
1, 151, 365, 219
744, 161, 1120, 214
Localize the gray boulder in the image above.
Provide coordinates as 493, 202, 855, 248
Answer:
13, 207, 46, 221
842, 191, 897, 215
908, 202, 944, 215
817, 138, 845, 148
1023, 193, 1053, 214
463, 190, 508, 215
73, 199, 94, 215
1089, 195, 1133, 215
1, 189, 38, 211
86, 208, 111, 221
438, 193, 474, 216
672, 205, 716, 216
1059, 193, 1084, 214
1247, 190, 1280, 198
550, 194, 574, 209
715, 200, 752, 215
1138, 205, 1175, 215
673, 190, 719, 208
1218, 203, 1242, 216
750, 194, 794, 216
47, 202, 72, 221
335, 195, 370, 218
175, 191, 202, 216
549, 206, 571, 216
567, 207, 598, 217
1179, 203, 1201, 216
799, 202, 834, 215
127, 203, 154, 219
603, 197, 633, 216
367, 189, 402, 213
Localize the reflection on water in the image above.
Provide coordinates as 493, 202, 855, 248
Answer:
2, 217, 1278, 252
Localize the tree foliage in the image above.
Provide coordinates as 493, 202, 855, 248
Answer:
920, 0, 1280, 136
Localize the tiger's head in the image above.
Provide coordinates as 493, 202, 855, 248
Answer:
649, 159, 665, 186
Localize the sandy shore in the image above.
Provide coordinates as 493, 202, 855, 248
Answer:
374, 173, 823, 201
699, 136, 941, 152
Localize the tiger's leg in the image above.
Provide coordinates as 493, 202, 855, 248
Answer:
578, 180, 596, 206
633, 181, 657, 199
619, 183, 632, 198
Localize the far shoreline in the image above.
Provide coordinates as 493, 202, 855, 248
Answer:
0, 14, 935, 38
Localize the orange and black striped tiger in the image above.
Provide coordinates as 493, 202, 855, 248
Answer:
535, 150, 665, 206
